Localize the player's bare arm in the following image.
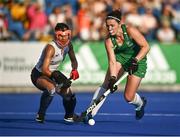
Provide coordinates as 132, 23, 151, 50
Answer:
105, 38, 117, 77
68, 43, 79, 80
41, 44, 55, 77
68, 43, 78, 69
127, 26, 150, 61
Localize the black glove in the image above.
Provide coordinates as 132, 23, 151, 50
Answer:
51, 71, 71, 88
128, 57, 138, 75
108, 76, 117, 93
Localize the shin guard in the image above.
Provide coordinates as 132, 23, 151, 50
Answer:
63, 94, 76, 117
38, 89, 54, 115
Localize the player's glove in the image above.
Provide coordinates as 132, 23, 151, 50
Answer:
70, 69, 79, 80
51, 71, 71, 88
108, 76, 117, 93
128, 57, 138, 75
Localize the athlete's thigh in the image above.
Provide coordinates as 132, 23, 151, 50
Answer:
124, 75, 142, 100
36, 76, 55, 91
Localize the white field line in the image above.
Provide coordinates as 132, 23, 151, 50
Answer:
0, 112, 180, 117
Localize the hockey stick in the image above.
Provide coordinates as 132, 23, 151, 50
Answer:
80, 72, 128, 119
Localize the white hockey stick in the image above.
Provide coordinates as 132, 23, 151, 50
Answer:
81, 72, 128, 119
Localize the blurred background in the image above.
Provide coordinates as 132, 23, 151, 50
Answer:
0, 0, 180, 93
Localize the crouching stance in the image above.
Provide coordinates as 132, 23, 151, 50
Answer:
30, 23, 79, 123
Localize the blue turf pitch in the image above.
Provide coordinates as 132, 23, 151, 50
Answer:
0, 91, 180, 136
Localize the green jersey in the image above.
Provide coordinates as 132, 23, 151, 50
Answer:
110, 24, 147, 78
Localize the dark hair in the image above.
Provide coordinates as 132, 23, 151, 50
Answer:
106, 10, 122, 23
55, 23, 70, 31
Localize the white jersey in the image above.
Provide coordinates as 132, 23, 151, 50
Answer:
35, 40, 70, 72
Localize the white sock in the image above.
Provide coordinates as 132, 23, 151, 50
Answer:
89, 86, 107, 117
90, 86, 106, 105
129, 93, 143, 111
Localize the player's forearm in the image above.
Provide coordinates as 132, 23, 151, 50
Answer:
109, 61, 117, 77
136, 45, 150, 61
42, 63, 52, 77
71, 60, 78, 70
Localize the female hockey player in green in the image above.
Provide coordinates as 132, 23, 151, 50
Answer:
89, 10, 150, 120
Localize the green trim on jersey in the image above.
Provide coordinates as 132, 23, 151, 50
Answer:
110, 24, 147, 78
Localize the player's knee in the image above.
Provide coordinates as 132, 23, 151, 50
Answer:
61, 89, 76, 104
44, 88, 56, 96
62, 91, 75, 101
57, 89, 74, 100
